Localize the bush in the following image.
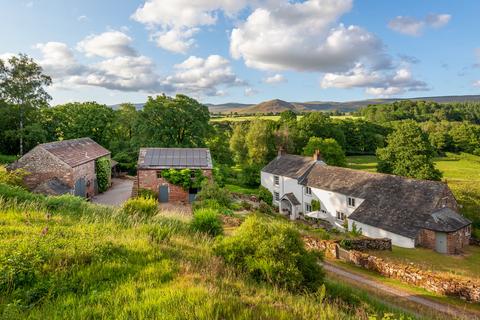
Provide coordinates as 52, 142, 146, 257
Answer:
0, 166, 28, 187
122, 197, 158, 218
311, 200, 320, 211
240, 164, 261, 187
214, 215, 324, 292
258, 201, 274, 215
138, 188, 157, 199
190, 208, 223, 237
95, 157, 110, 193
258, 186, 273, 205
195, 181, 232, 208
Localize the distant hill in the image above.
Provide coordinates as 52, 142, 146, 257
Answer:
109, 95, 480, 114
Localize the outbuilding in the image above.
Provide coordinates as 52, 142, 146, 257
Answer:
9, 138, 111, 198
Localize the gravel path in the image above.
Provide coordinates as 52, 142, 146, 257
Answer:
91, 178, 133, 207
323, 262, 479, 319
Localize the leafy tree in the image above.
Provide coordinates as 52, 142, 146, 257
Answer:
278, 110, 297, 125
297, 112, 346, 150
0, 54, 51, 155
449, 122, 480, 153
377, 121, 442, 181
135, 95, 211, 147
303, 137, 347, 167
207, 125, 234, 166
229, 123, 249, 164
245, 119, 275, 165
115, 103, 138, 141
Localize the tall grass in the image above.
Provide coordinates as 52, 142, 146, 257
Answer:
0, 183, 417, 319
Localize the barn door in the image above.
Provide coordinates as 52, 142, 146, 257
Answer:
74, 178, 86, 197
159, 185, 169, 203
435, 232, 447, 254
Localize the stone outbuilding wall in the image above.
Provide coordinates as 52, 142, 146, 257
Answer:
416, 226, 471, 254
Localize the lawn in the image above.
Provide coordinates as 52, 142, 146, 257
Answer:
0, 154, 17, 164
225, 183, 259, 196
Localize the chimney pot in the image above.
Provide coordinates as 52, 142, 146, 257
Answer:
313, 149, 322, 161
278, 146, 286, 157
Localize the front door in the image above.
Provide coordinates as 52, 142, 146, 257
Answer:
435, 232, 447, 254
159, 185, 169, 203
74, 178, 86, 197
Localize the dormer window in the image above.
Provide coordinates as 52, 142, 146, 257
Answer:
305, 187, 312, 195
347, 197, 356, 207
274, 175, 280, 186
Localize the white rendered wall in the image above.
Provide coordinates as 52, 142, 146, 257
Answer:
305, 187, 365, 222
261, 171, 303, 211
348, 220, 415, 248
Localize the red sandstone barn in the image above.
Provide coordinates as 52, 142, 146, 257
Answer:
136, 148, 213, 203
9, 138, 111, 198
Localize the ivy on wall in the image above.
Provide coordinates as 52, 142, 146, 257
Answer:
161, 169, 204, 190
95, 156, 110, 193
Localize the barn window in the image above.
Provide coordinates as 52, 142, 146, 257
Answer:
274, 191, 280, 201
305, 187, 312, 195
347, 197, 356, 207
274, 175, 280, 186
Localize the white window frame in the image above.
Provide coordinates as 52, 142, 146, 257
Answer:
305, 186, 312, 196
274, 175, 280, 186
274, 191, 280, 201
336, 211, 346, 221
347, 197, 356, 207
305, 203, 312, 213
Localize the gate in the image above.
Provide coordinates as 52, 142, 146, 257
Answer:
74, 178, 86, 197
159, 185, 169, 203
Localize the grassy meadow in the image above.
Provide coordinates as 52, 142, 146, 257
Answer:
210, 115, 361, 122
0, 184, 419, 320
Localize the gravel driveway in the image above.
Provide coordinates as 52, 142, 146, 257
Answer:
91, 178, 133, 207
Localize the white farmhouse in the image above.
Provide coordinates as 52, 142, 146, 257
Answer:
261, 150, 471, 254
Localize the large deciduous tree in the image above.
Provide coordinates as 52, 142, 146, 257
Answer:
377, 121, 442, 181
135, 95, 211, 147
245, 119, 276, 165
303, 137, 347, 167
0, 54, 51, 155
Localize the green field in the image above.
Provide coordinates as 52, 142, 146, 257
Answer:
210, 115, 361, 122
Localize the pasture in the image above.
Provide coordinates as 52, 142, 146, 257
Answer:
210, 115, 361, 122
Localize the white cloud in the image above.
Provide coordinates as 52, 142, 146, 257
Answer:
163, 55, 244, 96
0, 52, 15, 62
34, 42, 85, 79
230, 0, 386, 73
264, 74, 286, 84
132, 0, 248, 53
321, 64, 428, 97
473, 80, 480, 88
77, 31, 137, 58
388, 13, 451, 36
244, 87, 258, 96
77, 15, 88, 22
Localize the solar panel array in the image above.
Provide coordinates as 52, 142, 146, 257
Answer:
142, 148, 211, 168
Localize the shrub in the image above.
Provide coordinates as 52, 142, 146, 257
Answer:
195, 181, 232, 209
214, 215, 324, 292
138, 188, 157, 199
349, 222, 362, 237
311, 200, 320, 211
240, 200, 252, 210
258, 186, 273, 205
258, 201, 274, 215
162, 169, 204, 190
95, 157, 110, 193
190, 208, 223, 237
122, 197, 158, 218
240, 164, 262, 187
0, 166, 28, 187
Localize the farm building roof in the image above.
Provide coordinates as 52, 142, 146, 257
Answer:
39, 138, 110, 168
137, 148, 213, 170
261, 154, 315, 179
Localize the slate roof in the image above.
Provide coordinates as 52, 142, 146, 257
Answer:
138, 148, 213, 170
40, 138, 110, 168
261, 154, 316, 179
282, 192, 300, 206
263, 154, 471, 239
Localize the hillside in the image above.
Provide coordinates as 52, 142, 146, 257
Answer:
0, 183, 418, 319
238, 99, 298, 114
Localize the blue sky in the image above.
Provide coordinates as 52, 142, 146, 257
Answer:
0, 0, 479, 106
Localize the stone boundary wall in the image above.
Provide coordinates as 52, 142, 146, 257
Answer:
303, 236, 391, 256
303, 236, 480, 302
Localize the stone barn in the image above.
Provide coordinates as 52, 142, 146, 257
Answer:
9, 138, 111, 198
136, 148, 213, 203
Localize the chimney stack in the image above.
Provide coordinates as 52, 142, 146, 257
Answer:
313, 149, 322, 161
278, 146, 286, 157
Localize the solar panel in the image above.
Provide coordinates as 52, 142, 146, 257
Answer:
142, 148, 212, 168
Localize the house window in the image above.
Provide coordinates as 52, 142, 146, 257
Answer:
347, 197, 356, 207
336, 211, 346, 220
274, 191, 280, 201
305, 187, 312, 195
274, 175, 280, 186
305, 203, 312, 213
